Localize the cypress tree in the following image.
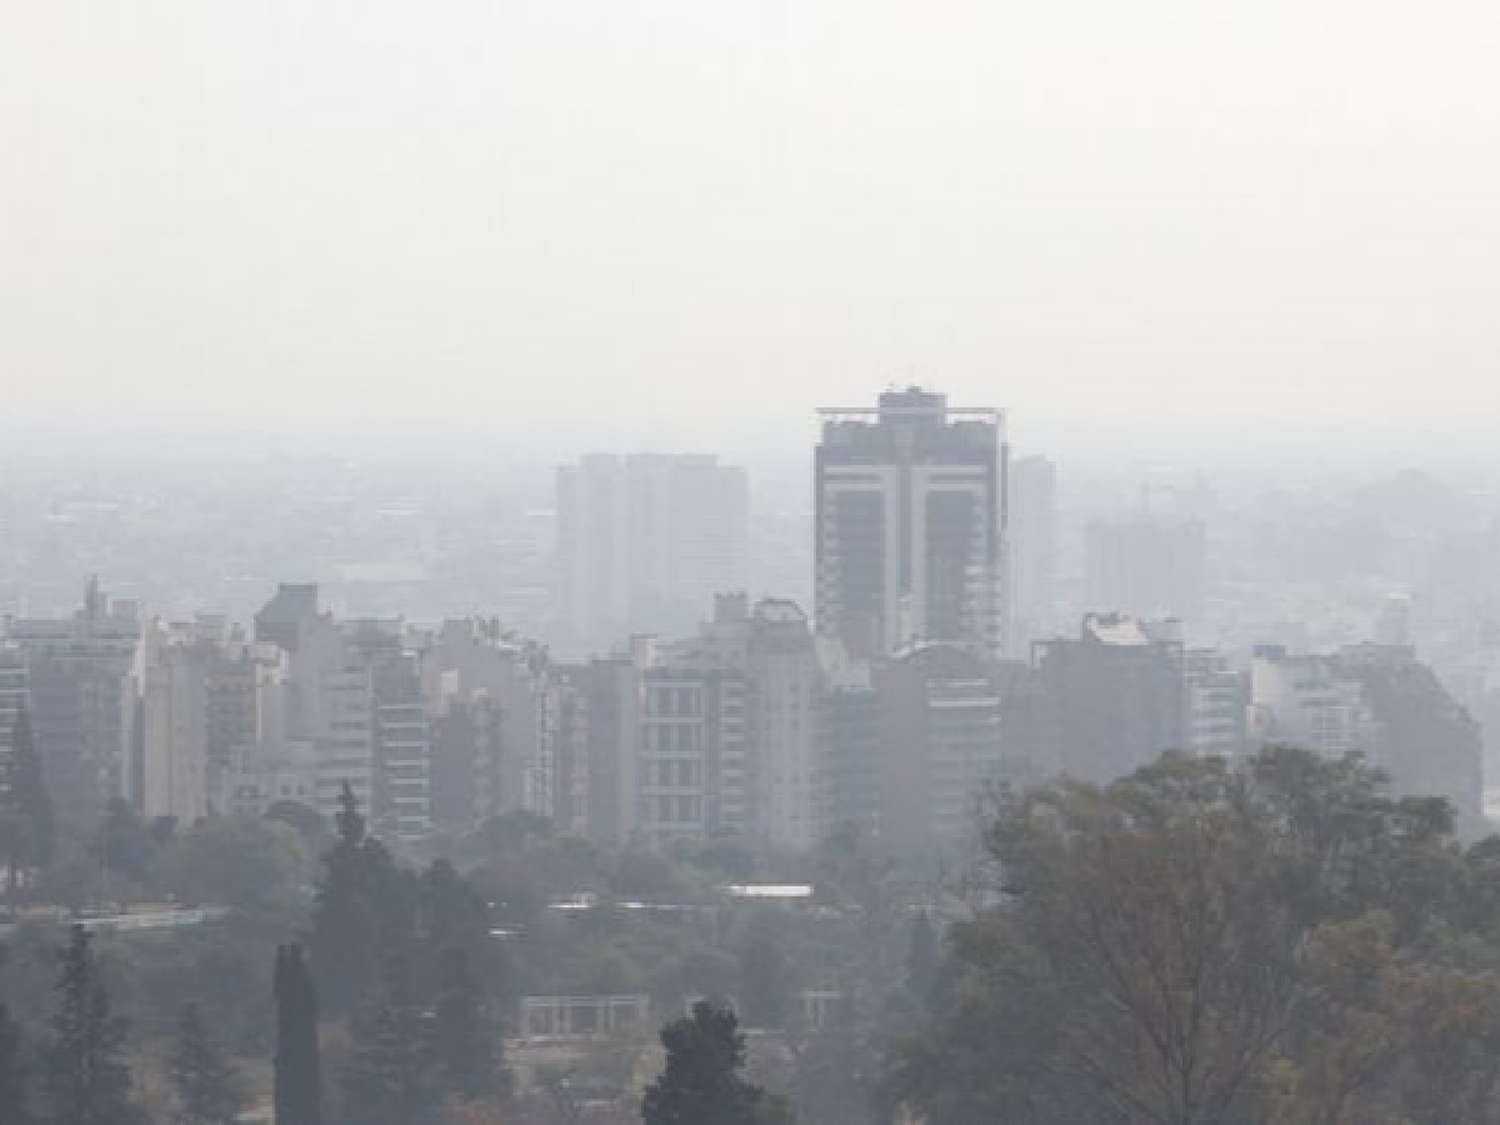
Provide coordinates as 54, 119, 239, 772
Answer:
740, 935, 792, 1030
274, 944, 322, 1125
429, 947, 507, 1103
342, 954, 436, 1125
310, 782, 386, 1013
42, 925, 140, 1125
642, 1002, 768, 1125
168, 1002, 246, 1125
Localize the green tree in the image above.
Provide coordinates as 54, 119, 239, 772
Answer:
341, 954, 436, 1125
890, 755, 1306, 1124
738, 935, 792, 1031
1269, 911, 1500, 1125
167, 1002, 246, 1125
273, 944, 322, 1125
887, 748, 1500, 1125
310, 782, 414, 1014
154, 815, 310, 915
88, 798, 161, 908
642, 1002, 769, 1125
42, 925, 142, 1125
429, 947, 508, 1104
266, 800, 327, 855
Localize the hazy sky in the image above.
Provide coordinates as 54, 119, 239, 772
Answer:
4, 1, 1499, 462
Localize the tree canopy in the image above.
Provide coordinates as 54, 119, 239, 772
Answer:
887, 747, 1500, 1125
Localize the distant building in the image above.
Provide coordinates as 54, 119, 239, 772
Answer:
425, 618, 562, 821
0, 646, 29, 807
1180, 648, 1247, 758
637, 663, 750, 842
815, 388, 1008, 660
874, 644, 1007, 843
555, 454, 749, 653
253, 585, 378, 828
812, 642, 1040, 845
815, 660, 880, 840
1249, 646, 1372, 756
141, 627, 211, 823
1034, 615, 1187, 783
653, 595, 821, 846
344, 619, 433, 839
561, 655, 643, 847
429, 695, 505, 833
1251, 643, 1482, 829
1085, 518, 1206, 624
1007, 455, 1058, 654
9, 579, 144, 825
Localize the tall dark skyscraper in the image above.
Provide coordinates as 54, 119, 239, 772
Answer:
815, 387, 1008, 658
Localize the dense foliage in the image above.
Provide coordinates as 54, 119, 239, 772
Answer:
15, 745, 1500, 1123
887, 747, 1500, 1125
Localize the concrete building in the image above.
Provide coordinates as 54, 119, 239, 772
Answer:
1251, 643, 1482, 828
344, 619, 433, 840
1007, 455, 1058, 655
255, 586, 378, 826
561, 655, 643, 846
9, 579, 144, 825
815, 387, 1007, 660
430, 694, 506, 833
1085, 518, 1206, 625
1342, 643, 1483, 829
425, 618, 562, 820
1249, 646, 1372, 757
815, 660, 880, 841
0, 646, 30, 807
1034, 614, 1187, 784
644, 595, 822, 848
637, 663, 750, 842
555, 454, 749, 653
141, 627, 210, 823
874, 644, 1007, 843
202, 632, 271, 813
1181, 649, 1248, 757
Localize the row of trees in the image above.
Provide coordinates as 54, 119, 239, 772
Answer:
887, 747, 1500, 1125
0, 925, 244, 1125
268, 784, 511, 1125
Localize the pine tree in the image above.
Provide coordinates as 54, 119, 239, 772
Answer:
42, 925, 141, 1125
309, 782, 377, 1013
310, 782, 416, 1014
342, 954, 437, 1125
429, 947, 507, 1103
642, 1002, 768, 1125
168, 1003, 246, 1125
739, 936, 792, 1030
418, 859, 491, 970
274, 944, 322, 1125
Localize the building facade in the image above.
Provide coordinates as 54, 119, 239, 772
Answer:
555, 454, 749, 654
815, 388, 1007, 660
10, 580, 144, 826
